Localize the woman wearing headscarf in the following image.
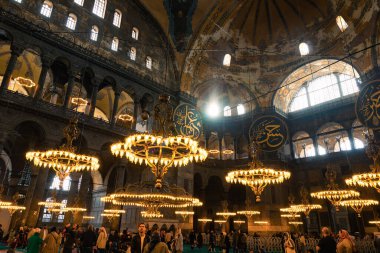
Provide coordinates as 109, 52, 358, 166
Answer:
96, 227, 108, 253
42, 227, 60, 253
283, 232, 296, 253
337, 229, 355, 253
143, 231, 169, 253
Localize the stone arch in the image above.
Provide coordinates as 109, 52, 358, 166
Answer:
273, 59, 362, 112
317, 122, 348, 153
292, 131, 315, 158
205, 176, 225, 214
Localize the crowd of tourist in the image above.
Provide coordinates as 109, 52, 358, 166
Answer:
0, 223, 379, 253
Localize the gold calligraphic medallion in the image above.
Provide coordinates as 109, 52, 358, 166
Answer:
356, 80, 380, 129
173, 103, 202, 140
249, 115, 288, 151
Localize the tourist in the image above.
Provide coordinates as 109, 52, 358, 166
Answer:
174, 229, 183, 253
208, 231, 216, 252
96, 227, 108, 253
81, 225, 97, 253
299, 234, 306, 253
27, 228, 43, 253
63, 224, 75, 253
143, 231, 169, 253
337, 229, 355, 253
42, 227, 59, 253
224, 232, 231, 253
283, 232, 296, 253
196, 232, 203, 249
316, 227, 336, 253
189, 230, 196, 250
131, 223, 150, 253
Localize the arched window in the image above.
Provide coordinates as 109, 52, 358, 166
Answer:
90, 25, 99, 41
132, 27, 139, 40
334, 137, 352, 151
352, 120, 366, 149
289, 73, 359, 112
130, 47, 136, 61
66, 13, 77, 30
40, 0, 53, 18
14, 0, 22, 3
146, 56, 152, 69
92, 0, 106, 18
223, 54, 231, 67
50, 176, 72, 191
336, 16, 348, 32
223, 106, 231, 117
42, 197, 53, 222
74, 0, 84, 6
111, 37, 119, 51
299, 42, 309, 56
57, 200, 67, 223
317, 122, 348, 154
237, 104, 245, 115
113, 9, 122, 27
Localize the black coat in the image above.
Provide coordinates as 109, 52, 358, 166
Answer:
131, 234, 150, 253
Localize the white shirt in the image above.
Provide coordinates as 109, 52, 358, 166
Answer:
140, 234, 145, 253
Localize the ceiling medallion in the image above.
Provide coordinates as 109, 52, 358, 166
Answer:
26, 117, 99, 189
111, 95, 207, 189
225, 144, 291, 202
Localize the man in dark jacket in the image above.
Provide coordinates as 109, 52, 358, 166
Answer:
81, 225, 97, 253
131, 223, 150, 253
316, 227, 336, 253
63, 224, 75, 253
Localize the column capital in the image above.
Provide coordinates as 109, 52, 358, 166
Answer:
10, 43, 25, 56
91, 77, 102, 87
114, 86, 122, 96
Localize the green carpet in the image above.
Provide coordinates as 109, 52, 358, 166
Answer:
183, 245, 223, 253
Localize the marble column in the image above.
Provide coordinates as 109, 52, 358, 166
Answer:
63, 71, 77, 109
218, 135, 223, 160
0, 44, 24, 95
89, 78, 100, 117
347, 129, 355, 150
73, 172, 91, 224
24, 165, 50, 227
110, 88, 121, 126
132, 97, 140, 130
111, 165, 126, 230
313, 136, 319, 156
63, 173, 81, 224
34, 56, 53, 101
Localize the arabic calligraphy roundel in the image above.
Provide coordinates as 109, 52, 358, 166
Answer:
249, 115, 288, 152
356, 80, 380, 130
173, 103, 203, 140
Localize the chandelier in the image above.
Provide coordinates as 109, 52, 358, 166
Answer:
225, 145, 291, 202
233, 220, 245, 224
254, 221, 269, 225
14, 77, 36, 88
345, 132, 380, 192
26, 117, 99, 189
236, 210, 260, 219
101, 181, 202, 219
82, 215, 95, 220
281, 213, 301, 219
198, 218, 212, 222
216, 212, 236, 220
214, 220, 226, 224
339, 199, 378, 217
0, 192, 26, 216
289, 186, 322, 218
311, 166, 360, 211
175, 210, 194, 220
141, 209, 164, 219
369, 220, 380, 229
38, 191, 65, 213
111, 95, 207, 189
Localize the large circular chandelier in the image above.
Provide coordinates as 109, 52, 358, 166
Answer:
339, 199, 379, 217
236, 210, 260, 219
290, 204, 322, 217
111, 95, 207, 189
345, 133, 380, 192
101, 181, 202, 218
311, 166, 359, 210
26, 117, 99, 188
225, 145, 290, 202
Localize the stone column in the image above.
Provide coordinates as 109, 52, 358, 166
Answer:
63, 173, 81, 224
233, 136, 238, 160
34, 56, 53, 101
63, 71, 77, 109
313, 136, 319, 156
110, 88, 121, 126
89, 78, 100, 117
0, 44, 24, 95
347, 129, 355, 150
218, 135, 223, 160
132, 97, 140, 130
